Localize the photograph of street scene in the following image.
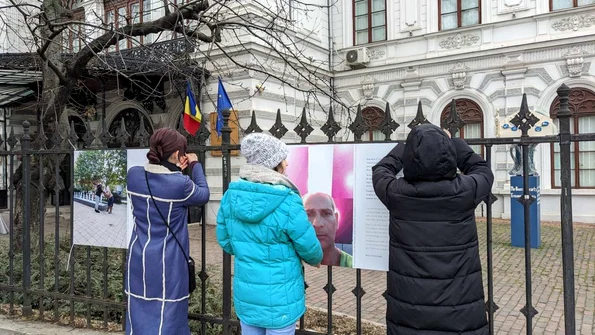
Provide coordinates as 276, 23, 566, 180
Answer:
72, 149, 128, 249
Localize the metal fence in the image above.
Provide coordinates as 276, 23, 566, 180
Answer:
0, 83, 592, 335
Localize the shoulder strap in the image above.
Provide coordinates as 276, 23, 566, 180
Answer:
144, 170, 190, 263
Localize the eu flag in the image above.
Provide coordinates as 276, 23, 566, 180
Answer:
216, 77, 233, 137
183, 81, 202, 135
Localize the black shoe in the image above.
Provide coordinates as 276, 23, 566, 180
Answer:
95, 210, 100, 213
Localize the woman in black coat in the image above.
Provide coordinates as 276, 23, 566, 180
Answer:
372, 124, 493, 335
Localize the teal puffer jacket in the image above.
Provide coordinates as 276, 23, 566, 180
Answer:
216, 167, 322, 329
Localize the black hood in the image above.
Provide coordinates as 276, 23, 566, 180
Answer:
403, 124, 457, 182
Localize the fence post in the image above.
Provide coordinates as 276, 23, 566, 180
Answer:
556, 83, 576, 334
484, 144, 498, 335
21, 121, 32, 316
220, 108, 233, 335
511, 93, 539, 333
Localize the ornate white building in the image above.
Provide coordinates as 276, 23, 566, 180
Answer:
1, 0, 594, 223
327, 0, 595, 223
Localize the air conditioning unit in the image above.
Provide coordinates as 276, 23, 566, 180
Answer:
346, 47, 369, 68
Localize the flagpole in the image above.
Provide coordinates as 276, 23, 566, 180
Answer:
198, 65, 206, 116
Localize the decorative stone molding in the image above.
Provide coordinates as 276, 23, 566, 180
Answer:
336, 90, 357, 105
498, 0, 528, 14
505, 53, 524, 66
405, 98, 418, 105
420, 81, 443, 95
403, 97, 431, 106
368, 47, 386, 61
564, 46, 587, 77
361, 75, 376, 99
333, 42, 594, 90
405, 66, 419, 79
525, 68, 554, 85
489, 90, 506, 101
104, 100, 152, 130
400, 80, 422, 92
400, 0, 421, 32
503, 0, 522, 6
478, 73, 503, 91
500, 68, 527, 96
449, 63, 469, 90
380, 84, 400, 101
566, 58, 584, 77
552, 15, 595, 32
439, 33, 480, 50
495, 109, 501, 138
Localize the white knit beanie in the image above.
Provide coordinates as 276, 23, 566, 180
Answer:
241, 133, 288, 170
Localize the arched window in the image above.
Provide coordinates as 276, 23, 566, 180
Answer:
108, 108, 153, 148
550, 87, 595, 188
362, 106, 384, 141
440, 99, 484, 155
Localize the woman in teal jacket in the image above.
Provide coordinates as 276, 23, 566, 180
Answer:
217, 133, 323, 335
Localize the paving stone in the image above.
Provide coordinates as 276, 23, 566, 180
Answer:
72, 202, 128, 249
6, 217, 591, 334
195, 219, 595, 334
0, 314, 115, 334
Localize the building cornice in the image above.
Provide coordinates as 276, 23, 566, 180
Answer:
337, 5, 595, 54
334, 38, 595, 88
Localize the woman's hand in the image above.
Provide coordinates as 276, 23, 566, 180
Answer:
178, 155, 189, 170
185, 153, 198, 163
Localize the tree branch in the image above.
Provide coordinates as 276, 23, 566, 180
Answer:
38, 26, 67, 56
70, 0, 210, 78
163, 0, 171, 16
37, 51, 69, 85
0, 3, 41, 11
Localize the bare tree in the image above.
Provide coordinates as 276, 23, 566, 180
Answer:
0, 0, 345, 247
3, 0, 343, 125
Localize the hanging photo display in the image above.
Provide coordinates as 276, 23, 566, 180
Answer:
72, 148, 150, 249
285, 143, 396, 271
72, 149, 129, 249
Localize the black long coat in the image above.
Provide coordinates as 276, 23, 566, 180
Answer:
372, 125, 494, 335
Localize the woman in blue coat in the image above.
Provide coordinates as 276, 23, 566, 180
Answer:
217, 133, 323, 335
125, 128, 210, 335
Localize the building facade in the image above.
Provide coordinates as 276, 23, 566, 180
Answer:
0, 0, 594, 223
329, 0, 595, 223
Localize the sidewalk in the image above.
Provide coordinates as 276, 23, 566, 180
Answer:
189, 219, 595, 334
1, 219, 592, 334
72, 202, 129, 249
0, 315, 119, 335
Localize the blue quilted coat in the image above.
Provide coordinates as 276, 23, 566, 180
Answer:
216, 164, 323, 329
125, 162, 210, 335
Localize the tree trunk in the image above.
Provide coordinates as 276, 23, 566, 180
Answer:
11, 0, 70, 253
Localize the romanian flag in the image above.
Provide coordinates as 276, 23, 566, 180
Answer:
183, 81, 202, 135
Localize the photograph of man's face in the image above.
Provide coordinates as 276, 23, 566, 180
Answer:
303, 192, 353, 268
285, 145, 355, 268
304, 192, 338, 249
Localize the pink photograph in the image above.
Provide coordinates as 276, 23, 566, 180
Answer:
286, 145, 354, 268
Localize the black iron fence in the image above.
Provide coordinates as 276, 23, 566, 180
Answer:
0, 83, 592, 334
